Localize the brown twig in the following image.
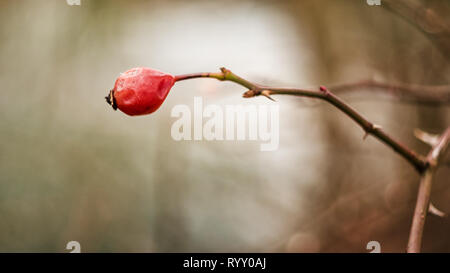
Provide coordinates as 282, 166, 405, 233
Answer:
407, 126, 450, 253
175, 67, 450, 253
175, 67, 429, 173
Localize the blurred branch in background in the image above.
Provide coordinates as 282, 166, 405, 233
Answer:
384, 0, 450, 59
329, 80, 450, 106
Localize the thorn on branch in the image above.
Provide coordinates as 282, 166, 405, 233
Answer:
363, 132, 369, 140
429, 203, 447, 218
261, 90, 276, 101
414, 128, 440, 146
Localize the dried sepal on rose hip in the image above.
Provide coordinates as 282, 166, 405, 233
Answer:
106, 67, 175, 116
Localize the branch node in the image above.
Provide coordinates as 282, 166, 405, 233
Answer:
242, 89, 258, 98
242, 89, 276, 102
220, 67, 231, 78
363, 124, 382, 140
319, 85, 330, 96
428, 158, 438, 168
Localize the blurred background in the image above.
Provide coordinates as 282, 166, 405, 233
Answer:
0, 0, 449, 252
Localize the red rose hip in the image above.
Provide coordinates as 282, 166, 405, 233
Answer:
106, 67, 175, 116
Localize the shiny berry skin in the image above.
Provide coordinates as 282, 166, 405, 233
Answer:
106, 67, 175, 116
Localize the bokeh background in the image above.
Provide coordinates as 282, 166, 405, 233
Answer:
0, 0, 449, 252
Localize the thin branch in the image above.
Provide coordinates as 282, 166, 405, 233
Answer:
328, 79, 450, 106
407, 127, 450, 253
175, 67, 428, 173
